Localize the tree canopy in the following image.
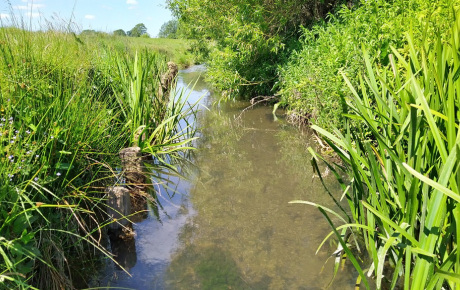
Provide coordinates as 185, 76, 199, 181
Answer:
80, 29, 97, 35
128, 23, 148, 37
158, 20, 178, 38
166, 0, 343, 98
113, 29, 127, 36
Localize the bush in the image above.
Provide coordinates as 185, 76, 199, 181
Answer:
278, 0, 455, 130
168, 0, 342, 99
293, 3, 460, 288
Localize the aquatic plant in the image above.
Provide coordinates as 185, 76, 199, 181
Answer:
112, 50, 199, 159
0, 22, 196, 289
292, 9, 460, 289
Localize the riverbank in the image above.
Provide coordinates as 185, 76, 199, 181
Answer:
91, 65, 359, 289
0, 27, 196, 289
168, 0, 460, 288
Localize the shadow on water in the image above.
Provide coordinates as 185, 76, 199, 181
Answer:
166, 245, 269, 290
92, 65, 359, 289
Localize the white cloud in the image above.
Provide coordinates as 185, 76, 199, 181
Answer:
85, 14, 95, 20
126, 0, 138, 5
0, 13, 10, 19
13, 4, 45, 10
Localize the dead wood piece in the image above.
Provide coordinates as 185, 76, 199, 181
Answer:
236, 95, 277, 120
129, 189, 148, 222
119, 147, 145, 185
158, 61, 178, 105
106, 186, 132, 237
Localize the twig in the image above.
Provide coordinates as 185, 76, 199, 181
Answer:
236, 95, 277, 120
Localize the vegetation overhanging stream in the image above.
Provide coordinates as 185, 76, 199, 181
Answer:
91, 65, 358, 289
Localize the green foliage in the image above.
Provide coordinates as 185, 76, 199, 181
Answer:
80, 31, 195, 67
113, 29, 127, 36
278, 0, 455, 130
128, 23, 148, 37
112, 50, 197, 156
158, 20, 178, 39
167, 0, 342, 99
295, 7, 460, 289
80, 29, 97, 35
0, 26, 196, 289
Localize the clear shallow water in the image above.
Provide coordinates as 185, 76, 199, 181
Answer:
93, 65, 357, 289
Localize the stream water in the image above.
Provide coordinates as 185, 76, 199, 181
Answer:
93, 65, 357, 289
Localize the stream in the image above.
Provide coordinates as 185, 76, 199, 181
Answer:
93, 65, 357, 289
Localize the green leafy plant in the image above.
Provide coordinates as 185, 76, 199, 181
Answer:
292, 9, 460, 289
112, 50, 199, 158
278, 0, 454, 130
0, 21, 198, 288
167, 0, 342, 99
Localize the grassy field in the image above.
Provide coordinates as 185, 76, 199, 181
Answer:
0, 26, 197, 289
130, 37, 195, 67
79, 32, 196, 67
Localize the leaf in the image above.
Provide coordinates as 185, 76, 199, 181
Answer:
362, 201, 419, 247
403, 163, 460, 203
55, 163, 73, 171
452, 66, 460, 82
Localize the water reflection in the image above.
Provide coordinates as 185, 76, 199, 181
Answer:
163, 102, 356, 289
95, 66, 356, 289
110, 236, 137, 271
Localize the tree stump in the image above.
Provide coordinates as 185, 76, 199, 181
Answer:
119, 147, 145, 185
106, 186, 133, 239
119, 146, 148, 222
130, 190, 148, 223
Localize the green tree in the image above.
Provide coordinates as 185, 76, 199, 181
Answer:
80, 29, 96, 35
128, 23, 148, 37
167, 0, 342, 98
158, 20, 178, 38
113, 29, 127, 36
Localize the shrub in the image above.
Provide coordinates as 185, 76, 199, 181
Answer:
278, 0, 455, 130
293, 5, 460, 288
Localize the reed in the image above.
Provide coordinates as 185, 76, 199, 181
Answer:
292, 8, 460, 289
0, 23, 196, 288
112, 49, 198, 158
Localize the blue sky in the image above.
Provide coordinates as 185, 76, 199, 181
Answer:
0, 0, 174, 37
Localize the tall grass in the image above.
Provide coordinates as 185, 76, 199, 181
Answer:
292, 8, 460, 289
278, 0, 455, 130
0, 23, 196, 288
112, 50, 198, 158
